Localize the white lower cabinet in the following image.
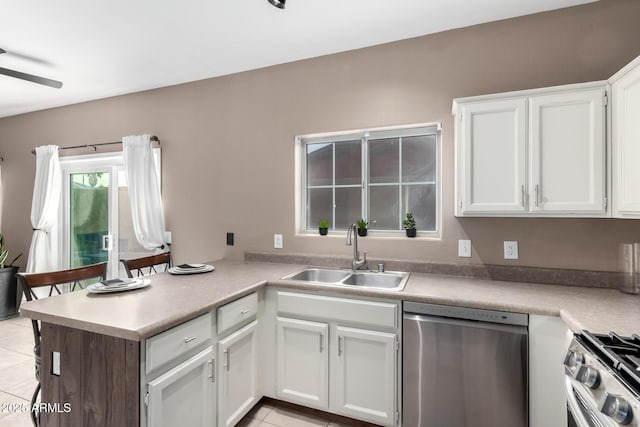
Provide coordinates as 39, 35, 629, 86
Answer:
218, 320, 259, 427
276, 316, 329, 408
529, 315, 569, 427
146, 346, 215, 427
331, 326, 398, 426
275, 291, 400, 427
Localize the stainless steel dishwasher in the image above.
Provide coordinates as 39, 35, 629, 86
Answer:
403, 302, 528, 427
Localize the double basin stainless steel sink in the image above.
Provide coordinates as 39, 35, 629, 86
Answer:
282, 267, 409, 291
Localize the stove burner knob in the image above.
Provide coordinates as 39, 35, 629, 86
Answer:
600, 393, 634, 425
563, 350, 585, 368
576, 366, 601, 389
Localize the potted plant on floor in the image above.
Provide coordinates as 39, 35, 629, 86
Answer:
318, 220, 329, 236
403, 213, 417, 238
0, 234, 22, 320
357, 218, 368, 237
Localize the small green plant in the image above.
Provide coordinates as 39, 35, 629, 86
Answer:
403, 213, 416, 230
318, 220, 329, 229
0, 234, 22, 269
357, 218, 368, 229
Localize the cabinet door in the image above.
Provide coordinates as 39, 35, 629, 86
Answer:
612, 59, 640, 217
276, 316, 329, 409
331, 326, 397, 426
456, 98, 527, 215
529, 88, 606, 214
218, 320, 258, 427
147, 347, 215, 427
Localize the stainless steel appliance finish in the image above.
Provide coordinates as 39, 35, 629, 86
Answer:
403, 302, 528, 427
564, 332, 640, 427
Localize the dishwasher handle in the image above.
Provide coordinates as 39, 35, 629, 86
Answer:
404, 312, 528, 335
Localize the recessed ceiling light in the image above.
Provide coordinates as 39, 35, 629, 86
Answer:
268, 0, 285, 9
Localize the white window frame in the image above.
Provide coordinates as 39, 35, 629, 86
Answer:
54, 149, 161, 278
295, 123, 441, 237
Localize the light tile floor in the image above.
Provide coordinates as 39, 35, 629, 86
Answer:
0, 314, 371, 427
0, 314, 37, 427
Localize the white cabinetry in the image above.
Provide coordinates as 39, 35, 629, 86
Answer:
275, 291, 400, 427
456, 98, 527, 214
276, 317, 328, 408
529, 315, 569, 427
454, 82, 608, 217
331, 326, 397, 425
142, 313, 215, 427
217, 293, 259, 427
147, 347, 215, 427
529, 89, 606, 214
611, 55, 640, 218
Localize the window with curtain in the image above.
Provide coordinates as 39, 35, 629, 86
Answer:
298, 124, 440, 236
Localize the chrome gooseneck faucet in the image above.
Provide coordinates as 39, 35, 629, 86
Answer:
346, 223, 367, 270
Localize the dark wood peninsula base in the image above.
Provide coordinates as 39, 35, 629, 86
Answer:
39, 322, 140, 427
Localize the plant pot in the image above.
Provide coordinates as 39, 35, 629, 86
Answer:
0, 266, 19, 320
357, 228, 367, 237
405, 229, 417, 238
319, 227, 328, 236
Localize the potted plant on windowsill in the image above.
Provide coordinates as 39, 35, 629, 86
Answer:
357, 218, 368, 237
403, 213, 417, 238
318, 220, 329, 236
0, 234, 22, 320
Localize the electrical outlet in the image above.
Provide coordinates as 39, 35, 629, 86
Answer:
52, 351, 60, 376
164, 231, 172, 245
458, 240, 471, 258
504, 241, 519, 259
274, 234, 283, 249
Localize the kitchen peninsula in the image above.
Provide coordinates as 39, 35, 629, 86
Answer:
20, 259, 640, 426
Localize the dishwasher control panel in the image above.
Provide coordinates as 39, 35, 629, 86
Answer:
403, 301, 529, 326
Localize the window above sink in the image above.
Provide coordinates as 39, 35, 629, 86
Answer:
295, 123, 441, 238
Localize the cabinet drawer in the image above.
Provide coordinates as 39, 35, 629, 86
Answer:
277, 291, 398, 329
146, 313, 212, 374
217, 292, 258, 336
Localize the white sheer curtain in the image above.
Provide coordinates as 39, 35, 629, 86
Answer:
27, 145, 62, 273
122, 134, 166, 250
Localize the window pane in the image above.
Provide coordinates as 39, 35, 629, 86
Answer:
403, 184, 436, 231
70, 172, 109, 268
369, 186, 399, 230
335, 187, 361, 229
335, 140, 361, 186
307, 143, 333, 186
402, 135, 436, 183
307, 188, 332, 229
369, 138, 399, 184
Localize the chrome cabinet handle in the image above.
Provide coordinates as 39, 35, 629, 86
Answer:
184, 336, 196, 343
208, 359, 215, 382
223, 348, 230, 370
521, 185, 525, 208
534, 184, 540, 207
338, 336, 343, 356
319, 333, 323, 353
240, 309, 249, 315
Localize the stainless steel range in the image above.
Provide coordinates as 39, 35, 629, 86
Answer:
564, 331, 640, 426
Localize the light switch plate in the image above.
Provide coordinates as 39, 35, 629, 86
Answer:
274, 234, 283, 249
458, 240, 471, 258
504, 241, 519, 259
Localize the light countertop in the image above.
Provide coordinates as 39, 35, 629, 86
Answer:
19, 260, 640, 341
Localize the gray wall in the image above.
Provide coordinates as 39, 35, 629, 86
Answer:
1, 0, 640, 272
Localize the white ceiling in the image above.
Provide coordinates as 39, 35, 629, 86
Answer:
0, 0, 596, 118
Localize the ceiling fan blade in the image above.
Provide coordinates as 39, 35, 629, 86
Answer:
0, 67, 63, 89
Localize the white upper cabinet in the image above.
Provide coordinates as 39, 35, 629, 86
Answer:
611, 55, 640, 218
454, 81, 608, 217
529, 88, 606, 214
456, 98, 527, 214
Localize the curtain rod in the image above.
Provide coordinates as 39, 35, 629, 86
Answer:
30, 135, 160, 155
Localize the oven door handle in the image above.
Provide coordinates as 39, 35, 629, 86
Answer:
565, 376, 594, 427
